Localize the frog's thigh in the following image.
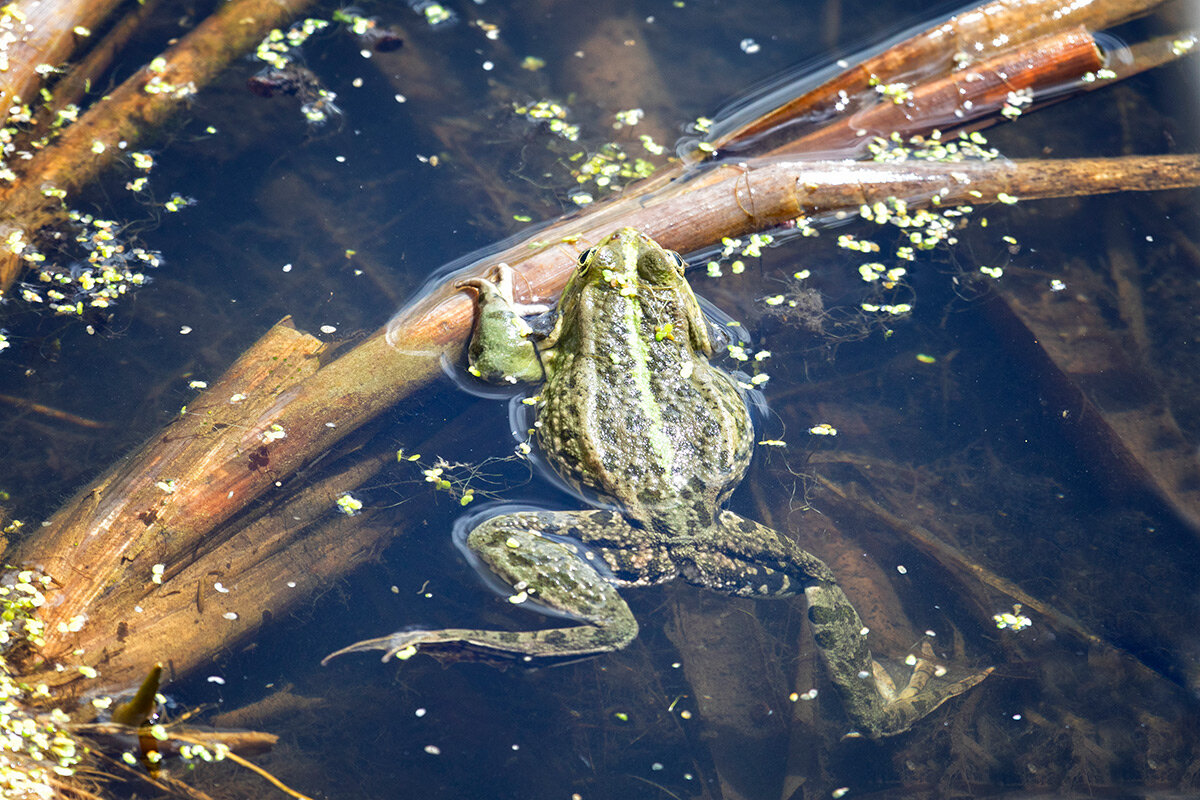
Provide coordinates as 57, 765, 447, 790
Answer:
685, 510, 836, 596
473, 509, 678, 586
467, 511, 637, 630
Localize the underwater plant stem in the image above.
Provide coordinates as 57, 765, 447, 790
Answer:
167, 735, 314, 800
0, 0, 320, 293
0, 392, 111, 428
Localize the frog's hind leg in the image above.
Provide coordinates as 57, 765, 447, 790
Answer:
323, 510, 643, 665
685, 510, 991, 738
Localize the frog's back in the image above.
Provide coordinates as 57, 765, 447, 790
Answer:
537, 284, 753, 532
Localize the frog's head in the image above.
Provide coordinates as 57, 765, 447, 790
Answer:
571, 227, 685, 291
561, 227, 714, 356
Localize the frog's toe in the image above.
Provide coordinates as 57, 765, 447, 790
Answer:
457, 265, 516, 301
456, 274, 504, 302
321, 630, 428, 666
862, 641, 993, 737
898, 641, 993, 702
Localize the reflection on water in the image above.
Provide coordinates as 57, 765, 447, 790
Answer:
0, 0, 1197, 797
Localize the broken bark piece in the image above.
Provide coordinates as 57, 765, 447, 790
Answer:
15, 318, 327, 664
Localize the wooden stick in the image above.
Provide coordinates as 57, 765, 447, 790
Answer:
0, 0, 127, 116
770, 27, 1103, 156
710, 0, 1168, 151
76, 722, 279, 756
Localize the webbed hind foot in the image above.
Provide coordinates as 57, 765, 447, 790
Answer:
321, 631, 429, 665
857, 640, 994, 738
805, 580, 991, 738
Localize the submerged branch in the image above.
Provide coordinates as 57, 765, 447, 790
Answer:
815, 475, 1128, 656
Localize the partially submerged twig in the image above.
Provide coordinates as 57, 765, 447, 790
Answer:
32, 0, 166, 134
710, 0, 1171, 151
77, 723, 280, 757
0, 0, 127, 119
767, 27, 1104, 156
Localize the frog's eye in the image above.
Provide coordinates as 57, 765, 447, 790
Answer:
576, 247, 595, 266
669, 251, 687, 271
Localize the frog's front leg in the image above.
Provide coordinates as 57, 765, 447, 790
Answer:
457, 266, 546, 384
323, 511, 644, 665
684, 510, 991, 738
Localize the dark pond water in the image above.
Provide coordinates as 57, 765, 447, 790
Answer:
1, 0, 1199, 798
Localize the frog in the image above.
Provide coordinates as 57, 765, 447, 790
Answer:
324, 227, 991, 738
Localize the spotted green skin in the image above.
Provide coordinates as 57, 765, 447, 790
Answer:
325, 228, 990, 737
